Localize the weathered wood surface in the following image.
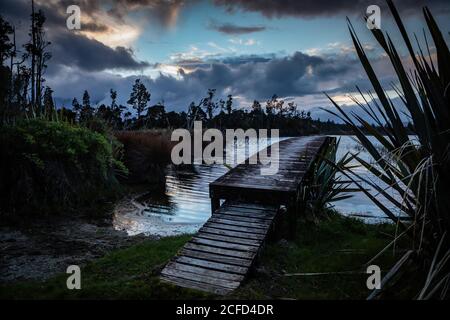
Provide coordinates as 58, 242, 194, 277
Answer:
160, 136, 331, 295
210, 136, 328, 207
160, 201, 278, 295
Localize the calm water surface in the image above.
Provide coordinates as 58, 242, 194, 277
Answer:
113, 135, 397, 236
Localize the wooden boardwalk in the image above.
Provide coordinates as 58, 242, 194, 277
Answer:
160, 136, 331, 295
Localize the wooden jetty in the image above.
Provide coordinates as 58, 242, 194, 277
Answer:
160, 136, 332, 295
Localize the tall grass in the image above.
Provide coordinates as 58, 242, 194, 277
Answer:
115, 130, 173, 185
325, 0, 449, 299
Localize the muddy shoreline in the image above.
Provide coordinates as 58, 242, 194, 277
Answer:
0, 214, 153, 283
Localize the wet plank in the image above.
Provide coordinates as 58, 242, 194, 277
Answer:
160, 274, 231, 295
176, 256, 248, 275
183, 242, 255, 259
204, 222, 268, 235
164, 262, 244, 282
212, 213, 273, 225
199, 226, 265, 240
208, 217, 268, 229
195, 232, 261, 246
179, 249, 253, 267
190, 237, 259, 252
161, 267, 241, 289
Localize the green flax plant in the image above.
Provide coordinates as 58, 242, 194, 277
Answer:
303, 138, 357, 219
324, 0, 450, 299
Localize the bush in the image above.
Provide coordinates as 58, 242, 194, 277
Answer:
0, 119, 125, 216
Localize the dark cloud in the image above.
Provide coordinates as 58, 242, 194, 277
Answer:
50, 33, 149, 72
214, 54, 273, 65
48, 51, 371, 111
213, 0, 450, 18
1, 0, 149, 72
208, 21, 266, 35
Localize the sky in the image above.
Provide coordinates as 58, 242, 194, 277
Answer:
1, 0, 449, 120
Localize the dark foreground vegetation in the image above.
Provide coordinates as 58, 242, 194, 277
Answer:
326, 0, 450, 299
0, 214, 408, 300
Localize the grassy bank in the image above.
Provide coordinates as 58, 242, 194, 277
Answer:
0, 213, 408, 300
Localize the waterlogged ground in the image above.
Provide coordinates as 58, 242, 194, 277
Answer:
113, 135, 399, 237
0, 216, 150, 282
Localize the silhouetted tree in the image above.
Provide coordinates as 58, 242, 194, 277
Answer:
127, 79, 150, 119
287, 102, 297, 118
71, 97, 80, 118
202, 88, 217, 120
24, 0, 51, 112
79, 90, 93, 122
0, 16, 13, 65
225, 94, 233, 115
0, 15, 13, 119
146, 103, 167, 128
42, 86, 54, 116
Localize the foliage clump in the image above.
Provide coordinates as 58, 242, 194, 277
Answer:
0, 119, 126, 216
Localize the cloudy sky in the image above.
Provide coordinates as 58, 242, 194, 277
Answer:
1, 0, 449, 119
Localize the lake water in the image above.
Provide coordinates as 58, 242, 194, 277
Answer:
113, 135, 396, 236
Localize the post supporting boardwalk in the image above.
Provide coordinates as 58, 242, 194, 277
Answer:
160, 136, 334, 295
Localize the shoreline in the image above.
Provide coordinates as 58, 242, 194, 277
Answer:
0, 214, 152, 283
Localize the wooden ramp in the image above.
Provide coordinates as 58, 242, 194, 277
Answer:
160, 136, 331, 295
160, 202, 278, 295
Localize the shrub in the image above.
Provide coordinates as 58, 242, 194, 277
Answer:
301, 138, 356, 220
0, 119, 125, 216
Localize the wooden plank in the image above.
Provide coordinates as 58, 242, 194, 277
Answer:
162, 267, 240, 289
200, 226, 265, 240
196, 232, 261, 246
213, 181, 294, 191
205, 222, 268, 235
225, 201, 276, 210
175, 256, 248, 275
213, 213, 272, 225
214, 209, 275, 221
184, 242, 255, 259
165, 261, 244, 282
218, 177, 296, 188
180, 249, 253, 267
215, 208, 275, 219
223, 204, 278, 214
161, 274, 231, 295
208, 217, 268, 230
190, 237, 259, 252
